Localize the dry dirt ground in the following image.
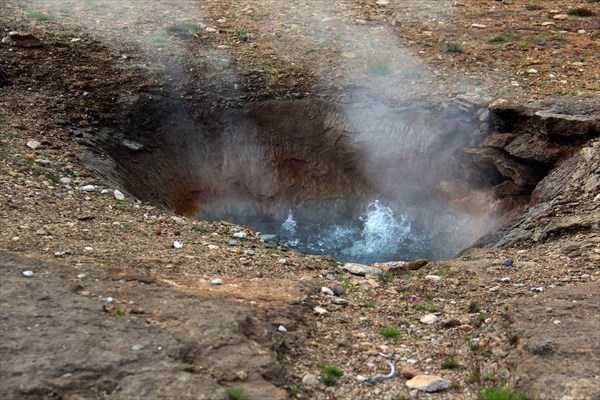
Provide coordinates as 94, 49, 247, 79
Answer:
1, 1, 599, 400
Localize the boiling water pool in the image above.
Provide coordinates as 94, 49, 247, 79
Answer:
262, 200, 433, 264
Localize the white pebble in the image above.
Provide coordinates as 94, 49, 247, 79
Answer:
211, 278, 223, 285
321, 287, 335, 296
277, 325, 287, 332
84, 246, 94, 252
22, 270, 34, 277
77, 273, 86, 279
54, 251, 65, 257
425, 275, 441, 282
173, 241, 183, 249
26, 140, 41, 149
233, 232, 247, 239
113, 190, 125, 200
553, 320, 562, 325
278, 258, 287, 264
207, 244, 219, 250
106, 297, 114, 302
81, 184, 96, 192
59, 177, 71, 185
131, 344, 143, 351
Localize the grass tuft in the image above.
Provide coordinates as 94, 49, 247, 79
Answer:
441, 357, 461, 369
444, 41, 464, 53
227, 386, 244, 400
380, 326, 400, 338
28, 11, 54, 21
480, 386, 528, 400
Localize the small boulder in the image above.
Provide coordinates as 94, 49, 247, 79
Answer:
2, 31, 42, 48
420, 314, 438, 325
406, 375, 450, 392
342, 262, 381, 276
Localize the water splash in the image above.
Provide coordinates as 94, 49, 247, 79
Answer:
281, 200, 415, 264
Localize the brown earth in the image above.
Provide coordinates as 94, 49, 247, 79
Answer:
1, 1, 599, 400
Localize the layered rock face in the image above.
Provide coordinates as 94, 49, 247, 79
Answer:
467, 96, 599, 247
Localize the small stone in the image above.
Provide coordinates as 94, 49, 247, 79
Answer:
528, 68, 538, 74
131, 344, 143, 351
425, 275, 441, 282
228, 240, 238, 246
113, 190, 125, 200
26, 140, 41, 149
244, 250, 254, 256
313, 306, 328, 315
233, 232, 247, 239
77, 273, 86, 279
278, 258, 288, 264
122, 139, 144, 151
490, 286, 500, 292
500, 277, 511, 283
552, 14, 569, 20
503, 258, 513, 266
173, 241, 183, 249
541, 21, 556, 26
326, 272, 335, 281
302, 373, 320, 388
321, 287, 335, 296
235, 370, 247, 381
375, 0, 389, 5
260, 234, 279, 243
54, 251, 65, 257
553, 320, 561, 325
208, 244, 219, 250
545, 307, 554, 313
84, 246, 94, 252
406, 375, 451, 392
333, 298, 348, 305
106, 297, 114, 302
331, 286, 345, 296
406, 358, 418, 365
410, 389, 418, 398
471, 23, 487, 29
211, 278, 223, 285
356, 375, 368, 382
22, 270, 34, 277
59, 177, 71, 185
81, 185, 96, 192
277, 325, 287, 332
420, 314, 438, 325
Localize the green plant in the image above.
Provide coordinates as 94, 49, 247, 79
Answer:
413, 303, 440, 313
488, 34, 508, 43
318, 362, 343, 385
363, 301, 375, 308
227, 386, 244, 400
337, 340, 350, 348
268, 247, 281, 255
167, 21, 205, 36
369, 61, 393, 75
567, 7, 595, 17
375, 272, 395, 283
28, 11, 54, 21
44, 174, 60, 184
452, 379, 461, 389
380, 326, 400, 338
58, 4, 72, 15
287, 384, 299, 395
441, 357, 460, 369
467, 301, 480, 313
474, 314, 487, 328
480, 386, 527, 400
115, 308, 125, 316
193, 225, 211, 234
444, 41, 464, 53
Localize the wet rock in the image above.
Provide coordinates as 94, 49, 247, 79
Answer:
260, 234, 279, 243
342, 263, 382, 276
406, 375, 450, 392
331, 286, 345, 296
2, 32, 42, 48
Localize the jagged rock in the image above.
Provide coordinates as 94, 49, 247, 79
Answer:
464, 147, 538, 187
2, 32, 42, 48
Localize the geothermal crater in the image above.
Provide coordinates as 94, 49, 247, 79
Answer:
86, 95, 499, 264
